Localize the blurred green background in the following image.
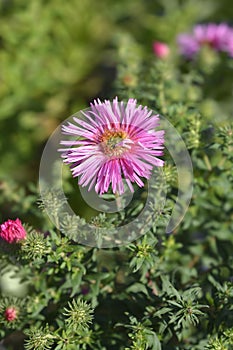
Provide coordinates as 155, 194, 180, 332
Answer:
0, 0, 232, 217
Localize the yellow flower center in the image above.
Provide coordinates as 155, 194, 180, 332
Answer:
100, 129, 129, 157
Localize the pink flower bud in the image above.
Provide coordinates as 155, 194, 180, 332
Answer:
0, 218, 27, 243
153, 41, 170, 58
4, 307, 17, 322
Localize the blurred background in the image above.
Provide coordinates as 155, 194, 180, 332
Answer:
0, 0, 232, 220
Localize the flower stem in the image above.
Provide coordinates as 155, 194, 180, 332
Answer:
115, 192, 122, 211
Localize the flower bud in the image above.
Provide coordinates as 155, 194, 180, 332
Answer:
4, 307, 17, 322
153, 41, 170, 58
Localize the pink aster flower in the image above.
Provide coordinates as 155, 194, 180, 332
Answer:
0, 218, 27, 243
4, 307, 18, 322
153, 41, 170, 58
177, 23, 233, 58
59, 98, 165, 195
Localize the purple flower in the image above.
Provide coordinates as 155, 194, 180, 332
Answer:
177, 23, 233, 58
0, 218, 27, 243
59, 98, 165, 195
177, 33, 200, 59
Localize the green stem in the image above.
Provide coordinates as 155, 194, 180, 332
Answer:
115, 191, 122, 211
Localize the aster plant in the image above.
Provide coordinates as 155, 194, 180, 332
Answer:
177, 23, 233, 124
59, 98, 165, 195
177, 23, 233, 59
1, 11, 233, 350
